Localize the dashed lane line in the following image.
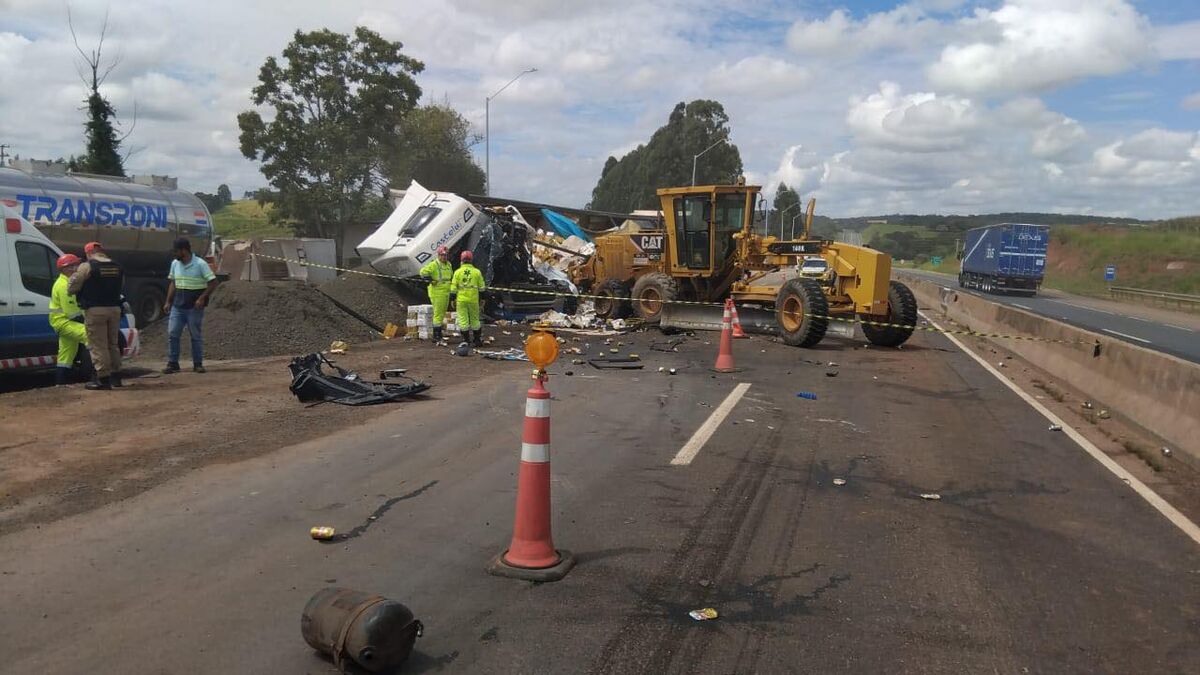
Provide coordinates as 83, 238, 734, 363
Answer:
1166, 324, 1195, 333
1048, 299, 1116, 316
921, 310, 1200, 548
670, 383, 752, 467
1012, 303, 1034, 310
1099, 326, 1147, 343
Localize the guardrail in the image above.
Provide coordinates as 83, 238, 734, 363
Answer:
1109, 286, 1200, 314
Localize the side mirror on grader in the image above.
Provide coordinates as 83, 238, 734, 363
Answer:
569, 182, 918, 349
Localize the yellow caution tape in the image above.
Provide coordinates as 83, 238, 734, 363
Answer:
248, 253, 1096, 347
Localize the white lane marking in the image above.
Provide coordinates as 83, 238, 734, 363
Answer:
671, 383, 752, 466
1166, 324, 1195, 333
921, 311, 1200, 548
1102, 328, 1152, 344
1049, 299, 1116, 316
1128, 316, 1151, 323
1012, 303, 1033, 310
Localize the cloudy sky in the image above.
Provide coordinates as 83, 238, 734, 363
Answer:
1, 0, 1198, 218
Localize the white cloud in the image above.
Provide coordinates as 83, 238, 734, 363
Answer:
928, 0, 1155, 94
846, 82, 982, 152
1156, 20, 1200, 60
786, 5, 949, 57
0, 0, 1196, 220
707, 56, 809, 99
1113, 129, 1198, 162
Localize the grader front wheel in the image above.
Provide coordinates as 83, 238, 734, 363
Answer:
775, 278, 829, 347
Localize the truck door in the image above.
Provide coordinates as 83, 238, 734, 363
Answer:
9, 233, 59, 361
0, 224, 12, 354
672, 195, 711, 271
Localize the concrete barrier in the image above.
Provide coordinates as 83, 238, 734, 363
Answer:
900, 274, 1200, 465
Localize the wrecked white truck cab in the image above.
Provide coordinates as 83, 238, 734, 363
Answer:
357, 180, 482, 279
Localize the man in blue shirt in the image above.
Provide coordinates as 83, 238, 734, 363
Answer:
162, 237, 217, 374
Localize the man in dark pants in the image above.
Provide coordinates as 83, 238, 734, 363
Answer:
67, 242, 125, 390
162, 237, 217, 374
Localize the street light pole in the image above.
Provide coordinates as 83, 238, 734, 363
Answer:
485, 67, 537, 196
779, 201, 802, 239
691, 138, 727, 186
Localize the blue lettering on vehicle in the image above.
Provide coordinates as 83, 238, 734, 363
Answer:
13, 193, 168, 229
432, 219, 468, 251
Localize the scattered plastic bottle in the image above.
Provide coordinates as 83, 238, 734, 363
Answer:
796, 392, 818, 400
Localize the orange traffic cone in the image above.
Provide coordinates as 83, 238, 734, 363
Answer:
488, 375, 575, 581
713, 300, 736, 372
730, 301, 747, 339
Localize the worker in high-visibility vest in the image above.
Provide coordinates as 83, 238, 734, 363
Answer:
450, 250, 485, 347
419, 246, 454, 342
48, 254, 91, 386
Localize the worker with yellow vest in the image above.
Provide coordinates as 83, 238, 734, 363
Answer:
48, 254, 91, 386
419, 245, 454, 342
450, 250, 485, 347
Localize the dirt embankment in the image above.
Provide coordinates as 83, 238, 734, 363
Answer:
140, 279, 399, 361
0, 334, 531, 537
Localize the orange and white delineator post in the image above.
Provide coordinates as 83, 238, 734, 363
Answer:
713, 300, 737, 372
729, 301, 748, 338
488, 374, 575, 581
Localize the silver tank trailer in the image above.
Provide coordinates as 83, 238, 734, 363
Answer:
0, 160, 213, 324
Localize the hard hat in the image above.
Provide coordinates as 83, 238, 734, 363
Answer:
460, 250, 474, 263
436, 246, 448, 255
56, 253, 82, 269
84, 241, 103, 254
456, 341, 471, 357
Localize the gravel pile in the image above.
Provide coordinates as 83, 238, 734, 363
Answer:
316, 270, 415, 330
139, 280, 380, 360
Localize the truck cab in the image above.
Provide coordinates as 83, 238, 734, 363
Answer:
1, 200, 139, 374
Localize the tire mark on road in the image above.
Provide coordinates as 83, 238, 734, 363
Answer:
321, 480, 438, 543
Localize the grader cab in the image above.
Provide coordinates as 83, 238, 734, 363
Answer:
570, 182, 918, 348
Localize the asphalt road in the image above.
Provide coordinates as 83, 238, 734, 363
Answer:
2, 328, 1199, 674
898, 269, 1200, 364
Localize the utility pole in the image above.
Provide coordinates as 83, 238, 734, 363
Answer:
0, 145, 9, 167
485, 68, 537, 197
779, 201, 802, 239
691, 138, 726, 186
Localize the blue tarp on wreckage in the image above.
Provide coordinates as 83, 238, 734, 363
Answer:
540, 208, 592, 243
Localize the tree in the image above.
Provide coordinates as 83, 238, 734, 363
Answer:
237, 27, 424, 260
217, 184, 232, 206
68, 7, 133, 177
388, 102, 485, 196
772, 183, 801, 236
589, 100, 744, 212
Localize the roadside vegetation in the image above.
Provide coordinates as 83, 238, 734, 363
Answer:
865, 215, 1199, 297
212, 199, 293, 240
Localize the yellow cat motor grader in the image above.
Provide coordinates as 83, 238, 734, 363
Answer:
568, 182, 918, 348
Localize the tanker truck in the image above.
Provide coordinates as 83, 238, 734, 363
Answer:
0, 159, 213, 325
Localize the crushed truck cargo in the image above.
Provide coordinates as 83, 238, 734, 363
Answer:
356, 181, 576, 319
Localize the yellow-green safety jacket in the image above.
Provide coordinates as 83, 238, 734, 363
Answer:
451, 263, 485, 304
419, 259, 454, 292
48, 274, 83, 333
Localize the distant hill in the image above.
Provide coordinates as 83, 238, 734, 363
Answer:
211, 200, 293, 240
864, 214, 1200, 297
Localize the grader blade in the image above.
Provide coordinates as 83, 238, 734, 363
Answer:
660, 303, 778, 335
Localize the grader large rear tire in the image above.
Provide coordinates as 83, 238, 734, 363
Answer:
862, 280, 918, 347
775, 278, 829, 347
592, 278, 631, 320
631, 273, 680, 324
